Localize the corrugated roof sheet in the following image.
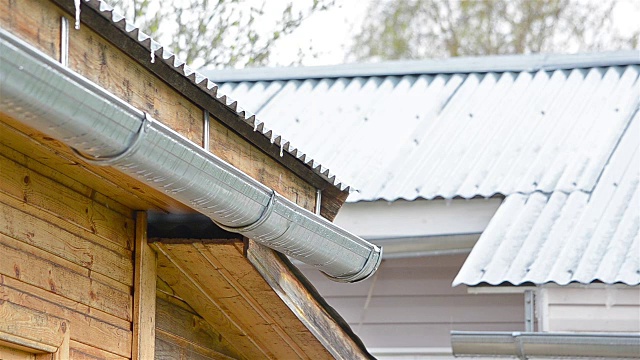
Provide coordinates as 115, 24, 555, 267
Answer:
454, 109, 639, 286
210, 51, 640, 82
68, 0, 349, 190
206, 54, 640, 286
207, 60, 640, 203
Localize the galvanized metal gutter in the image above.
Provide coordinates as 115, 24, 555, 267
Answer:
451, 331, 640, 359
50, 0, 349, 193
0, 28, 381, 283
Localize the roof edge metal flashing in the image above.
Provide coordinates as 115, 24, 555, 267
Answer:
0, 28, 381, 283
205, 50, 640, 82
451, 331, 640, 359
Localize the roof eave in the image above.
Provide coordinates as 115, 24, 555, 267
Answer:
52, 0, 350, 195
205, 50, 640, 82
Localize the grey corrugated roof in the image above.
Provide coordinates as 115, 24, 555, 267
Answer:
63, 0, 349, 191
207, 61, 640, 203
206, 54, 640, 286
454, 108, 639, 286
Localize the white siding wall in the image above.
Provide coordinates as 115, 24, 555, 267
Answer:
537, 285, 640, 332
298, 254, 526, 359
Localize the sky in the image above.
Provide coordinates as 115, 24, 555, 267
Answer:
267, 0, 640, 67
268, 1, 367, 67
117, 0, 640, 68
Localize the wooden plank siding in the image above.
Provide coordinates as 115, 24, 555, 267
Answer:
1, 1, 361, 358
245, 240, 372, 360
0, 0, 320, 216
152, 240, 338, 359
155, 296, 238, 360
0, 112, 191, 215
0, 343, 37, 360
0, 144, 135, 357
297, 254, 526, 351
0, 300, 68, 354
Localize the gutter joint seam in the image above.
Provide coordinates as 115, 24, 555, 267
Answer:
72, 112, 153, 166
215, 190, 277, 232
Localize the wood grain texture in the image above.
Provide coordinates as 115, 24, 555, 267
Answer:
132, 212, 156, 360
2, 0, 346, 220
155, 297, 237, 360
156, 332, 235, 360
0, 343, 36, 360
208, 120, 316, 211
1, 2, 356, 358
66, 16, 317, 211
0, 195, 133, 285
320, 185, 349, 222
246, 240, 373, 360
0, 300, 65, 354
0, 274, 129, 332
0, 276, 131, 357
0, 151, 134, 250
65, 0, 345, 219
153, 243, 253, 359
0, 233, 132, 321
0, 140, 132, 218
155, 277, 196, 315
153, 240, 366, 359
0, 112, 190, 214
159, 243, 312, 359
0, 276, 131, 358
0, 0, 62, 60
197, 243, 333, 359
67, 20, 204, 147
68, 340, 129, 360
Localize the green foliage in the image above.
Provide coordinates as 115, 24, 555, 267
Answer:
109, 0, 334, 68
351, 0, 639, 61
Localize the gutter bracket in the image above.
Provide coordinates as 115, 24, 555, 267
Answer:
72, 112, 153, 166
60, 16, 69, 67
215, 190, 277, 232
513, 332, 527, 360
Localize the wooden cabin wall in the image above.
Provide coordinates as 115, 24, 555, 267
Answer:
0, 142, 135, 357
0, 0, 318, 215
0, 1, 350, 357
154, 292, 239, 360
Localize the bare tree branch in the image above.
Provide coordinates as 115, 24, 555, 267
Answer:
109, 0, 334, 68
350, 0, 639, 61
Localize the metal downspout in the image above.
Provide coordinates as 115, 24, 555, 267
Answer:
0, 28, 381, 283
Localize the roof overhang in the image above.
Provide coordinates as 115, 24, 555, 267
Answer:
151, 236, 373, 359
334, 198, 501, 258
0, 27, 381, 283
49, 0, 350, 196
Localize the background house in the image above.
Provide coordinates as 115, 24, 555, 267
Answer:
0, 0, 378, 359
206, 52, 640, 359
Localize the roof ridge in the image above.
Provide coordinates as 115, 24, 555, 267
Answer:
204, 50, 640, 83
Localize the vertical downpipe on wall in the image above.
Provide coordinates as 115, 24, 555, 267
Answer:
203, 110, 210, 151
60, 17, 69, 66
315, 189, 322, 215
524, 290, 535, 332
